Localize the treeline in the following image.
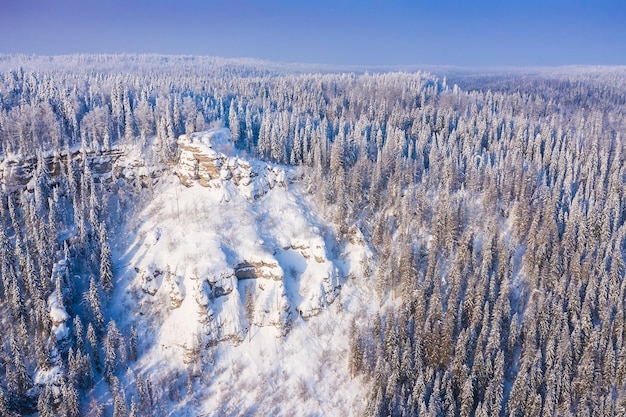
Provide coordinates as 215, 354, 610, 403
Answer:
0, 55, 625, 416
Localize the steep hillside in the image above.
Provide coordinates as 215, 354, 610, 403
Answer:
109, 129, 373, 416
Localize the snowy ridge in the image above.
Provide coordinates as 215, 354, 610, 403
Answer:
122, 129, 342, 362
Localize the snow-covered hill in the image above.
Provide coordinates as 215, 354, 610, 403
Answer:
107, 129, 373, 415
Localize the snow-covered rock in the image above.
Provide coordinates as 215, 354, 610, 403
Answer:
136, 263, 163, 296
0, 148, 127, 190
166, 270, 185, 309
175, 129, 286, 200
48, 290, 70, 341
123, 128, 342, 358
234, 259, 284, 281
33, 366, 64, 393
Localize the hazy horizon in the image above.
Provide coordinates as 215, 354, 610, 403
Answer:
2, 0, 625, 67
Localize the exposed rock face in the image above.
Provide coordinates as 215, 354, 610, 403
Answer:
177, 148, 199, 187
0, 146, 165, 194
175, 129, 286, 200
166, 272, 185, 309
0, 149, 125, 189
234, 260, 284, 281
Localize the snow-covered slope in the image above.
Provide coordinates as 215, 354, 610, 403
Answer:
101, 129, 376, 415
120, 129, 343, 358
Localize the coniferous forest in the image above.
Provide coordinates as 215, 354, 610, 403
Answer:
0, 55, 626, 416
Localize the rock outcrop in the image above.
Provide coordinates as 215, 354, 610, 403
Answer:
234, 259, 284, 281
175, 129, 286, 200
128, 128, 342, 353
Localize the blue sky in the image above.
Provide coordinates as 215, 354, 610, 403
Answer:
1, 0, 625, 66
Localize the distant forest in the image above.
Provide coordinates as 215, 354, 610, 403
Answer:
1, 54, 626, 416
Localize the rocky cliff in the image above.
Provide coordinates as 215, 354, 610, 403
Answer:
125, 129, 341, 358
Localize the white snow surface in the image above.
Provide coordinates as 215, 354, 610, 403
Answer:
110, 129, 372, 415
179, 127, 235, 155
48, 290, 70, 341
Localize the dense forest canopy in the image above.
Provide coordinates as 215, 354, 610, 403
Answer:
0, 54, 625, 416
